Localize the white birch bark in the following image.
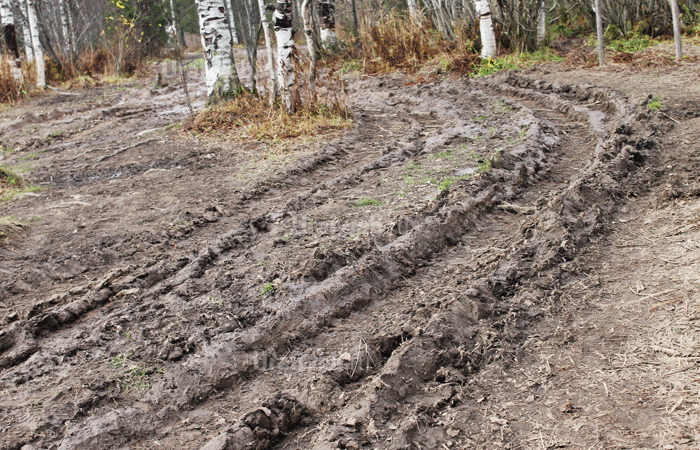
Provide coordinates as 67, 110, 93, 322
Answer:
1, 0, 21, 78
1, 0, 20, 60
59, 0, 71, 55
224, 0, 239, 44
475, 0, 496, 59
537, 0, 546, 47
26, 0, 44, 87
168, 0, 177, 26
0, 0, 12, 25
594, 0, 605, 65
0, 0, 13, 33
164, 0, 174, 44
196, 0, 241, 99
257, 0, 278, 100
318, 0, 336, 47
273, 0, 296, 114
301, 0, 316, 95
67, 0, 76, 54
669, 0, 682, 61
19, 2, 33, 62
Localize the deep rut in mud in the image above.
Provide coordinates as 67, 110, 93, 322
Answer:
0, 68, 659, 450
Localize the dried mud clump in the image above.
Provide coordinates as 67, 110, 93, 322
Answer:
242, 395, 310, 448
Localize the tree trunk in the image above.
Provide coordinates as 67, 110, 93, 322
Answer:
169, 0, 180, 44
350, 0, 359, 39
476, 0, 496, 58
196, 0, 242, 100
463, 0, 476, 20
318, 0, 335, 48
67, 0, 76, 54
407, 0, 419, 20
595, 0, 605, 65
26, 0, 44, 87
1, 0, 20, 61
669, 0, 682, 61
648, 0, 657, 36
257, 0, 278, 101
59, 0, 71, 56
537, 0, 546, 47
301, 0, 316, 96
19, 1, 33, 62
428, 0, 450, 38
224, 0, 240, 44
273, 0, 297, 114
235, 0, 259, 94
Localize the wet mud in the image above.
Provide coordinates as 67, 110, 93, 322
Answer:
1, 49, 699, 450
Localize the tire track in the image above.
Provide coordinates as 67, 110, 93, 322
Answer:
173, 76, 652, 450
0, 74, 655, 450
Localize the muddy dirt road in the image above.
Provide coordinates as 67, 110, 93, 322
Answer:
1, 45, 700, 450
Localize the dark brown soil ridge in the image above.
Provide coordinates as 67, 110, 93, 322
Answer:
0, 70, 660, 450
46, 78, 625, 449
257, 76, 657, 449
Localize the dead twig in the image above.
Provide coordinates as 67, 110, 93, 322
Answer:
651, 345, 678, 356
622, 288, 679, 307
497, 202, 537, 215
94, 138, 158, 163
669, 397, 685, 413
661, 112, 680, 123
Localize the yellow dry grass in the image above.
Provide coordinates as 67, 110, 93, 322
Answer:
184, 90, 353, 141
0, 58, 22, 103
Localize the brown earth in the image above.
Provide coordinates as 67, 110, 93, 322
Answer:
1, 42, 699, 450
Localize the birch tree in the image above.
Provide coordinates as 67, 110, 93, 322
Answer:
59, 0, 72, 56
231, 0, 260, 93
669, 0, 682, 61
318, 0, 336, 48
257, 0, 277, 100
273, 0, 297, 114
17, 1, 32, 62
407, 0, 419, 21
301, 0, 316, 94
67, 0, 76, 53
163, 0, 180, 46
196, 0, 242, 100
476, 0, 496, 58
594, 0, 605, 65
1, 0, 20, 61
537, 0, 546, 47
349, 0, 358, 39
223, 0, 239, 44
26, 0, 44, 87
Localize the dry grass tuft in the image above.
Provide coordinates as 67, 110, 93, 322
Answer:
66, 75, 100, 90
76, 47, 112, 76
184, 89, 353, 141
0, 58, 22, 103
356, 14, 481, 74
0, 44, 141, 103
